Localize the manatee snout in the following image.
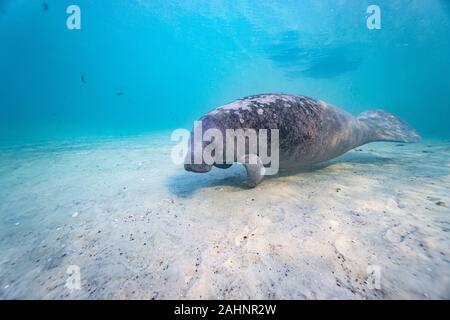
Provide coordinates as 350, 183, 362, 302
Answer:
184, 142, 213, 173
184, 162, 212, 173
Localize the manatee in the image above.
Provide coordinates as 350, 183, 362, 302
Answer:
184, 93, 420, 187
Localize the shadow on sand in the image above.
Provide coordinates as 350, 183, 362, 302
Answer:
166, 151, 394, 198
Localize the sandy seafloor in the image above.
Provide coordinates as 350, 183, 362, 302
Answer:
0, 132, 449, 299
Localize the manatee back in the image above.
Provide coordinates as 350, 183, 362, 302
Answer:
205, 94, 360, 165
207, 94, 327, 148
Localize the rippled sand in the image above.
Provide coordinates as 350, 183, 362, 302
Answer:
0, 132, 449, 299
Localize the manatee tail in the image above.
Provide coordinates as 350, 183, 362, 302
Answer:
358, 110, 420, 143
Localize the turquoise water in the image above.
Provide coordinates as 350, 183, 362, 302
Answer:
0, 0, 449, 143
1, 1, 450, 300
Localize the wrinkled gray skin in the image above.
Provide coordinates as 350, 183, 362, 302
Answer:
185, 93, 420, 187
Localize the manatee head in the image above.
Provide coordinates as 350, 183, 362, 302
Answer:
184, 117, 217, 173
184, 160, 213, 173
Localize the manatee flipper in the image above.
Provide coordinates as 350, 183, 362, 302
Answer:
214, 163, 233, 169
358, 110, 420, 143
240, 154, 265, 188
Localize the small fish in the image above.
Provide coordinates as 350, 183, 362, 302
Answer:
42, 2, 48, 11
116, 92, 124, 96
81, 75, 86, 84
